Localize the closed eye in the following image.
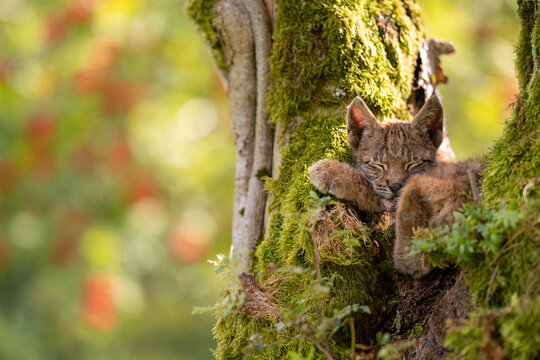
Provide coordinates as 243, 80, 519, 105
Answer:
405, 160, 430, 171
366, 161, 387, 171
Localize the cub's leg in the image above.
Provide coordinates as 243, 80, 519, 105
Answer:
309, 159, 384, 213
394, 165, 476, 278
394, 176, 433, 278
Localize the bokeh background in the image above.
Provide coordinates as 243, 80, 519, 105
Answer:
0, 0, 518, 359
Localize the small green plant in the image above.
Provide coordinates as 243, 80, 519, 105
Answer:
410, 323, 423, 339
376, 332, 412, 360
412, 200, 523, 268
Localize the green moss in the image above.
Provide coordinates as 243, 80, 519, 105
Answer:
500, 296, 540, 359
267, 0, 423, 126
185, 0, 226, 71
481, 0, 540, 204
515, 0, 535, 90
446, 296, 540, 360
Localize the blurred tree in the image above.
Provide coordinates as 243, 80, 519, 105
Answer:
0, 0, 234, 359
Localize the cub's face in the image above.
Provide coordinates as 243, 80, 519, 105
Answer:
346, 95, 444, 211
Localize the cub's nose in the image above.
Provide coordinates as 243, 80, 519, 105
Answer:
389, 182, 402, 193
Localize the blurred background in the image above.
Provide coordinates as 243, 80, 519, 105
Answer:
0, 0, 518, 359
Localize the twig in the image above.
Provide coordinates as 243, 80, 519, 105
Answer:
523, 181, 534, 204
467, 170, 480, 203
349, 317, 356, 360
312, 234, 335, 360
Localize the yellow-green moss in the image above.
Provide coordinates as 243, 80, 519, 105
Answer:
267, 0, 423, 125
185, 0, 226, 71
481, 0, 540, 204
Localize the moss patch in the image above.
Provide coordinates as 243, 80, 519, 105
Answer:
185, 0, 226, 71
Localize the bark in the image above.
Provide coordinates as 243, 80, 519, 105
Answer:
211, 0, 273, 273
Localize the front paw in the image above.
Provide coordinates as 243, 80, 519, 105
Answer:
412, 254, 433, 279
308, 159, 339, 194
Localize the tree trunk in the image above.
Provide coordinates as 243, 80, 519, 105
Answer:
187, 0, 539, 359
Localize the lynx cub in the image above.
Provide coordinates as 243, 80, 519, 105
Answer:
309, 94, 481, 278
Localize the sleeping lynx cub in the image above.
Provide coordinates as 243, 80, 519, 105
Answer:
309, 94, 481, 278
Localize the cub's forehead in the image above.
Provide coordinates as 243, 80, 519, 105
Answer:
379, 119, 411, 129
359, 120, 429, 160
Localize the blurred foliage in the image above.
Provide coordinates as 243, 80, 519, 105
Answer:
420, 0, 519, 159
0, 0, 233, 359
0, 0, 519, 359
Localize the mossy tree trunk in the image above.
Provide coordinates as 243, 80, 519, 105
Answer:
187, 0, 538, 359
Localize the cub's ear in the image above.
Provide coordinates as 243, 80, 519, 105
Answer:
346, 96, 379, 148
412, 93, 444, 148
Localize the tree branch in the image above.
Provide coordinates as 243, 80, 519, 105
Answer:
410, 39, 456, 161
238, 0, 273, 271
212, 0, 273, 273
212, 0, 257, 270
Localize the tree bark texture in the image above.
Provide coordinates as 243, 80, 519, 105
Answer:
210, 0, 274, 273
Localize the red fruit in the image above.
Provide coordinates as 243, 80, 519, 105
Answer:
127, 171, 160, 203
26, 113, 57, 178
106, 135, 132, 177
101, 80, 135, 114
27, 113, 56, 145
91, 39, 121, 70
0, 239, 10, 270
73, 68, 107, 94
52, 234, 78, 267
72, 144, 96, 174
64, 208, 88, 233
46, 15, 71, 43
0, 160, 19, 192
66, 0, 94, 24
46, 0, 94, 44
82, 274, 117, 330
52, 209, 87, 266
168, 225, 211, 264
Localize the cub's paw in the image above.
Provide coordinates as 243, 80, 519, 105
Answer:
412, 254, 433, 279
393, 250, 433, 279
308, 159, 341, 194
